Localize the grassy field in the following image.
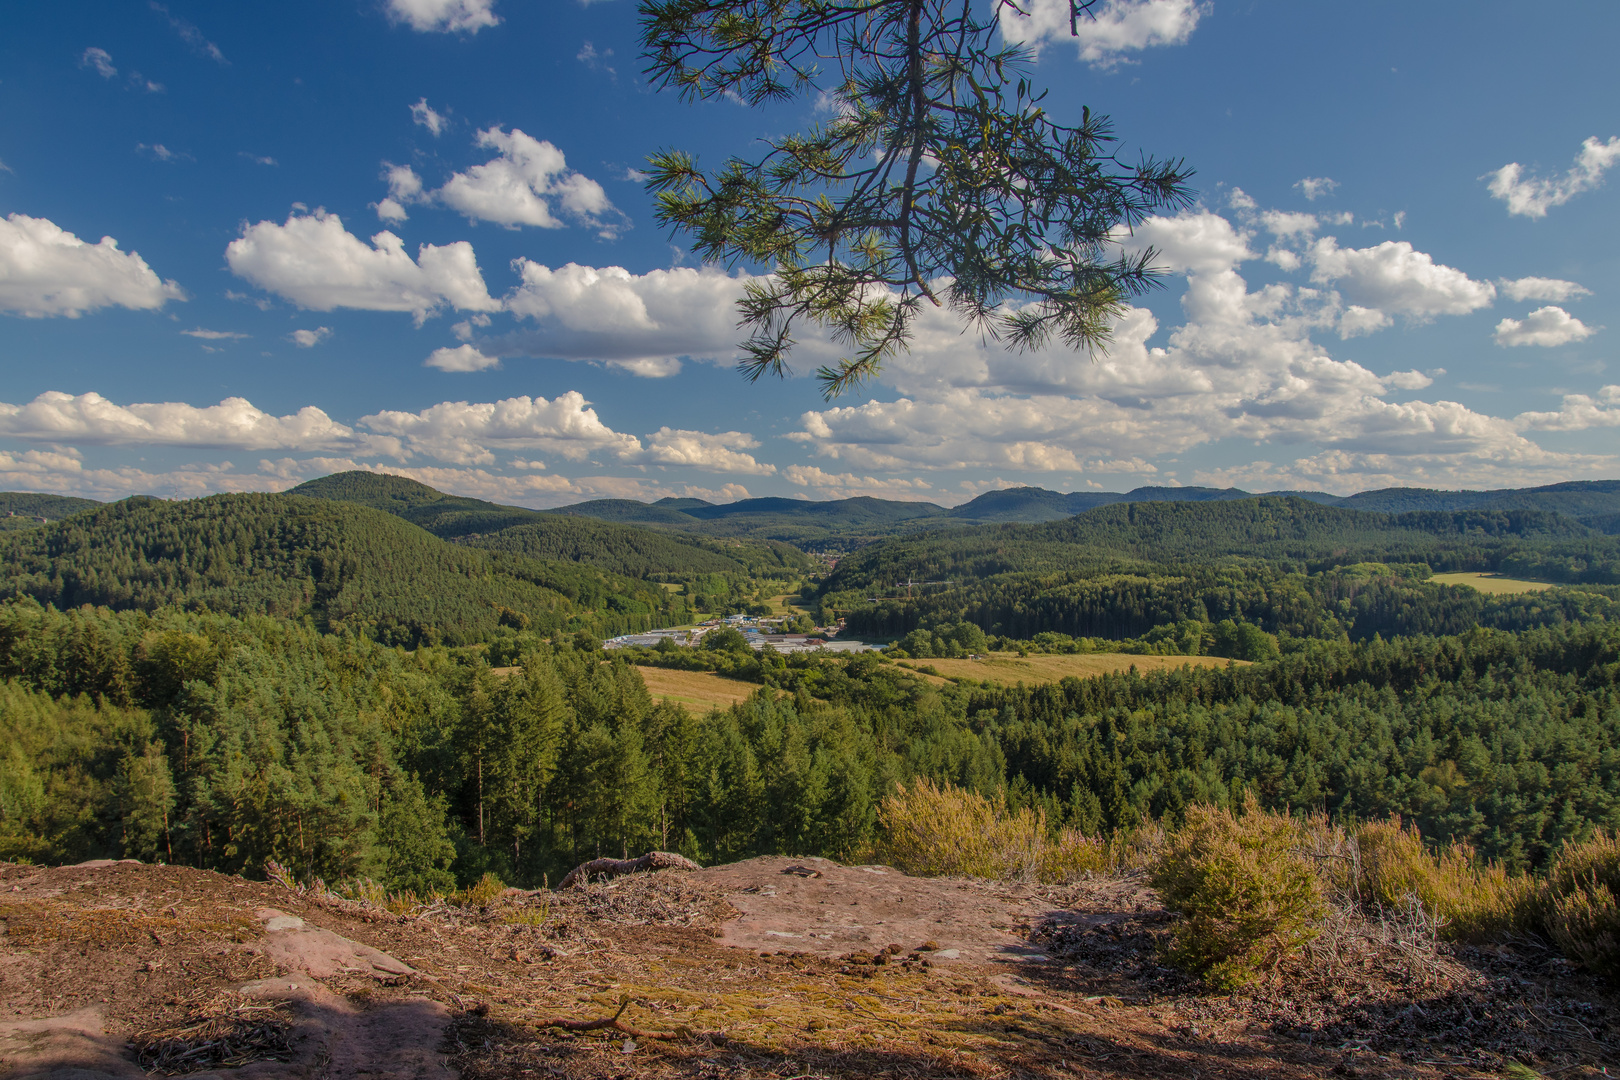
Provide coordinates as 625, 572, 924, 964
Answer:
1430, 571, 1556, 595
634, 666, 763, 711
897, 651, 1244, 686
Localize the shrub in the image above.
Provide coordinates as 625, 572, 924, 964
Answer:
459, 871, 506, 908
1544, 832, 1620, 974
875, 778, 1103, 883
1548, 831, 1620, 901
1038, 827, 1109, 883
1150, 796, 1325, 990
1547, 881, 1620, 977
1354, 820, 1536, 941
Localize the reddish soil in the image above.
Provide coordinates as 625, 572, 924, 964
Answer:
0, 857, 1613, 1080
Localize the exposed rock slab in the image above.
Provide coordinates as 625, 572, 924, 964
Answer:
699, 855, 1057, 964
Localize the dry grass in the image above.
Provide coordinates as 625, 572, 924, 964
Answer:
1429, 571, 1555, 594
875, 778, 1107, 883
898, 651, 1244, 686
1353, 820, 1538, 941
131, 992, 295, 1075
633, 666, 764, 711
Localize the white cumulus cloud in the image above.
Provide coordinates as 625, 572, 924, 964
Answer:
0, 213, 185, 317
375, 164, 424, 222
1488, 136, 1620, 218
359, 393, 642, 465
1000, 0, 1204, 68
1514, 386, 1620, 432
642, 429, 775, 474
501, 261, 752, 375
385, 0, 499, 33
785, 206, 1609, 491
0, 391, 389, 453
1493, 306, 1599, 348
1498, 276, 1591, 303
290, 326, 332, 347
225, 210, 499, 321
1309, 237, 1495, 319
435, 127, 622, 236
424, 343, 500, 371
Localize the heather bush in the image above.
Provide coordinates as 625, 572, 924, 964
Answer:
876, 778, 1105, 883
1150, 796, 1325, 990
1548, 882, 1620, 976
1354, 820, 1536, 941
1544, 833, 1620, 975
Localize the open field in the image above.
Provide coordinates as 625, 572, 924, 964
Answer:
1430, 571, 1556, 595
898, 651, 1244, 685
635, 665, 763, 710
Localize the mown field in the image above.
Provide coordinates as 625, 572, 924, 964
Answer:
1429, 571, 1555, 595
896, 651, 1244, 685
634, 665, 763, 710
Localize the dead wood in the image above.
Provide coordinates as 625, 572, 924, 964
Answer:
533, 996, 696, 1041
556, 851, 700, 889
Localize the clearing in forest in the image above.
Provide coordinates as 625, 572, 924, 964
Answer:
634, 665, 762, 710
899, 652, 1243, 685
1429, 571, 1556, 595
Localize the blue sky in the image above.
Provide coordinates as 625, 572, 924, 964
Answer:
1, 0, 1616, 506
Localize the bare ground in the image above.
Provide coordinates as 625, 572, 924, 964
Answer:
0, 857, 1614, 1080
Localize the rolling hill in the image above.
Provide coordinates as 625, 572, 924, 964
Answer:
292, 472, 812, 577
0, 492, 105, 531
543, 479, 1620, 541
0, 493, 689, 645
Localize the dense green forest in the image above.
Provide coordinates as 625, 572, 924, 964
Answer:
821, 498, 1620, 640
0, 494, 697, 646
0, 492, 103, 531
293, 472, 813, 579
2, 597, 1616, 889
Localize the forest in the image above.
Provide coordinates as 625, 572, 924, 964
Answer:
0, 481, 1617, 901
821, 498, 1620, 640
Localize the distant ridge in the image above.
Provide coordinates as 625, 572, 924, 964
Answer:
541, 478, 1620, 540
5, 475, 1619, 546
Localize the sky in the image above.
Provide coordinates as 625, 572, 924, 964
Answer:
1, 0, 1617, 508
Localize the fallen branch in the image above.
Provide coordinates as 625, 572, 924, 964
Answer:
533, 997, 695, 1041
556, 851, 700, 889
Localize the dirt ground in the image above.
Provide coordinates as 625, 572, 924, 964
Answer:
1, 857, 1614, 1080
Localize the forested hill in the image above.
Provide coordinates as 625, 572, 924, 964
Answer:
829, 497, 1613, 585
0, 493, 691, 646
0, 492, 104, 530
292, 472, 811, 577
820, 497, 1620, 643
544, 479, 1620, 542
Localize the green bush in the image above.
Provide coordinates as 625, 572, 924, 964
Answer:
1150, 796, 1324, 990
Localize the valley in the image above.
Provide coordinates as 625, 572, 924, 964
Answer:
1, 472, 1618, 1077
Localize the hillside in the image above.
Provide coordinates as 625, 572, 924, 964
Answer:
294, 472, 811, 577
0, 493, 685, 645
830, 496, 1611, 583
0, 491, 105, 530
820, 496, 1620, 641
